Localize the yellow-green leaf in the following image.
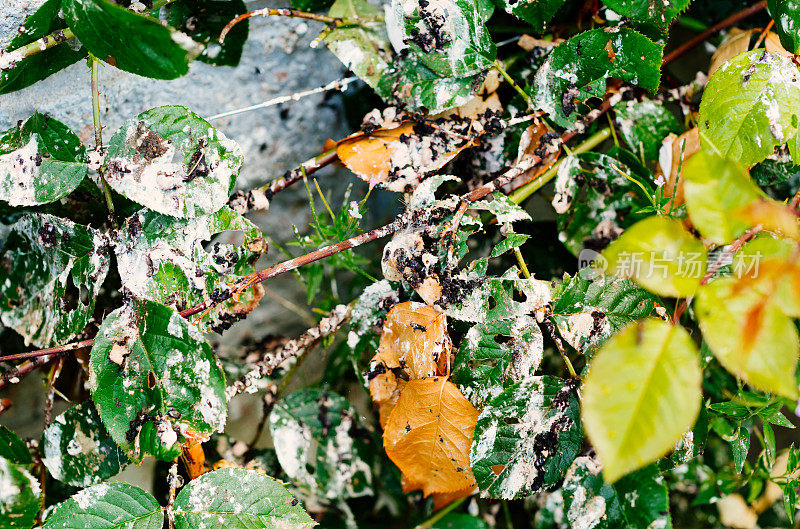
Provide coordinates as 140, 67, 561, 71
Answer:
695, 277, 800, 398
602, 216, 706, 297
682, 151, 763, 244
733, 234, 800, 317
582, 319, 702, 483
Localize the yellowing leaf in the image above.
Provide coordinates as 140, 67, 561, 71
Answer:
582, 319, 702, 483
602, 216, 707, 297
695, 277, 800, 398
733, 235, 800, 317
336, 119, 478, 192
734, 199, 800, 241
383, 377, 479, 495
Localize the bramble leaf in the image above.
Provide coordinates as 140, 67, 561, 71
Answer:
0, 112, 87, 206
62, 0, 203, 79
533, 28, 663, 128
0, 0, 86, 94
682, 151, 764, 244
582, 319, 702, 482
105, 106, 242, 218
270, 389, 373, 499
470, 377, 581, 499
0, 213, 109, 347
602, 215, 706, 298
602, 0, 691, 39
173, 468, 315, 529
614, 99, 681, 165
493, 0, 565, 32
698, 50, 800, 167
43, 482, 163, 529
0, 456, 39, 529
383, 377, 479, 495
695, 277, 800, 398
41, 401, 129, 488
0, 427, 31, 465
89, 300, 227, 461
767, 0, 800, 54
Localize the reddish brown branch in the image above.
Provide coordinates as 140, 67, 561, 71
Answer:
662, 1, 768, 67
220, 8, 338, 42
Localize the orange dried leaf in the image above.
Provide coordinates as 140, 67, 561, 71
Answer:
432, 485, 477, 510
735, 200, 800, 241
336, 121, 478, 192
182, 434, 207, 480
383, 377, 479, 496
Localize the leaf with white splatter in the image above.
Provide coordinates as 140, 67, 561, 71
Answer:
448, 275, 552, 323
270, 389, 373, 499
0, 456, 39, 529
0, 112, 87, 206
172, 468, 315, 529
88, 300, 227, 461
470, 376, 581, 499
494, 0, 565, 32
114, 206, 264, 332
614, 99, 681, 165
43, 482, 163, 529
451, 315, 544, 407
324, 0, 391, 89
105, 106, 242, 218
550, 273, 660, 356
41, 401, 129, 488
0, 213, 109, 347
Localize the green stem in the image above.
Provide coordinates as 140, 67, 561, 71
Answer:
508, 127, 612, 205
414, 498, 467, 529
494, 60, 532, 109
90, 57, 116, 220
514, 247, 531, 279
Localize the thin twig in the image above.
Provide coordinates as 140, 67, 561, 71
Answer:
220, 8, 382, 42
662, 1, 768, 67
91, 57, 116, 221
208, 76, 358, 121
38, 358, 62, 522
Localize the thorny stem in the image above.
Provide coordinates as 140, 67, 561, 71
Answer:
414, 498, 467, 528
91, 57, 116, 221
671, 227, 763, 324
543, 319, 578, 379
494, 60, 532, 108
662, 1, 768, 67
220, 8, 382, 43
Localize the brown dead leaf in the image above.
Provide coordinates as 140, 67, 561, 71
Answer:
432, 485, 478, 510
383, 377, 479, 495
710, 29, 792, 76
657, 127, 700, 208
518, 35, 559, 51
336, 116, 482, 192
182, 431, 208, 479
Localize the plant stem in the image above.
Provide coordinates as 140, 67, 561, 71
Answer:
508, 127, 612, 204
414, 498, 467, 529
662, 1, 768, 67
514, 247, 531, 279
494, 60, 532, 108
90, 57, 116, 221
220, 8, 382, 42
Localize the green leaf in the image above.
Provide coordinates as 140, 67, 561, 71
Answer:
698, 50, 800, 168
0, 112, 88, 206
88, 300, 227, 461
41, 401, 129, 488
172, 468, 315, 529
376, 53, 479, 114
682, 151, 764, 245
533, 28, 663, 128
602, 215, 706, 298
161, 0, 250, 67
550, 273, 660, 356
324, 0, 391, 89
731, 426, 750, 474
0, 426, 32, 465
0, 213, 109, 347
695, 277, 800, 398
105, 106, 243, 218
767, 0, 800, 54
0, 456, 39, 529
548, 456, 672, 529
470, 376, 581, 499
582, 319, 702, 482
448, 275, 553, 323
114, 206, 264, 332
493, 0, 565, 32
602, 0, 691, 39
62, 0, 203, 79
270, 389, 373, 499
552, 151, 653, 256
431, 513, 488, 529
614, 99, 681, 164
43, 482, 163, 529
386, 0, 496, 78
0, 0, 86, 95
451, 316, 543, 407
